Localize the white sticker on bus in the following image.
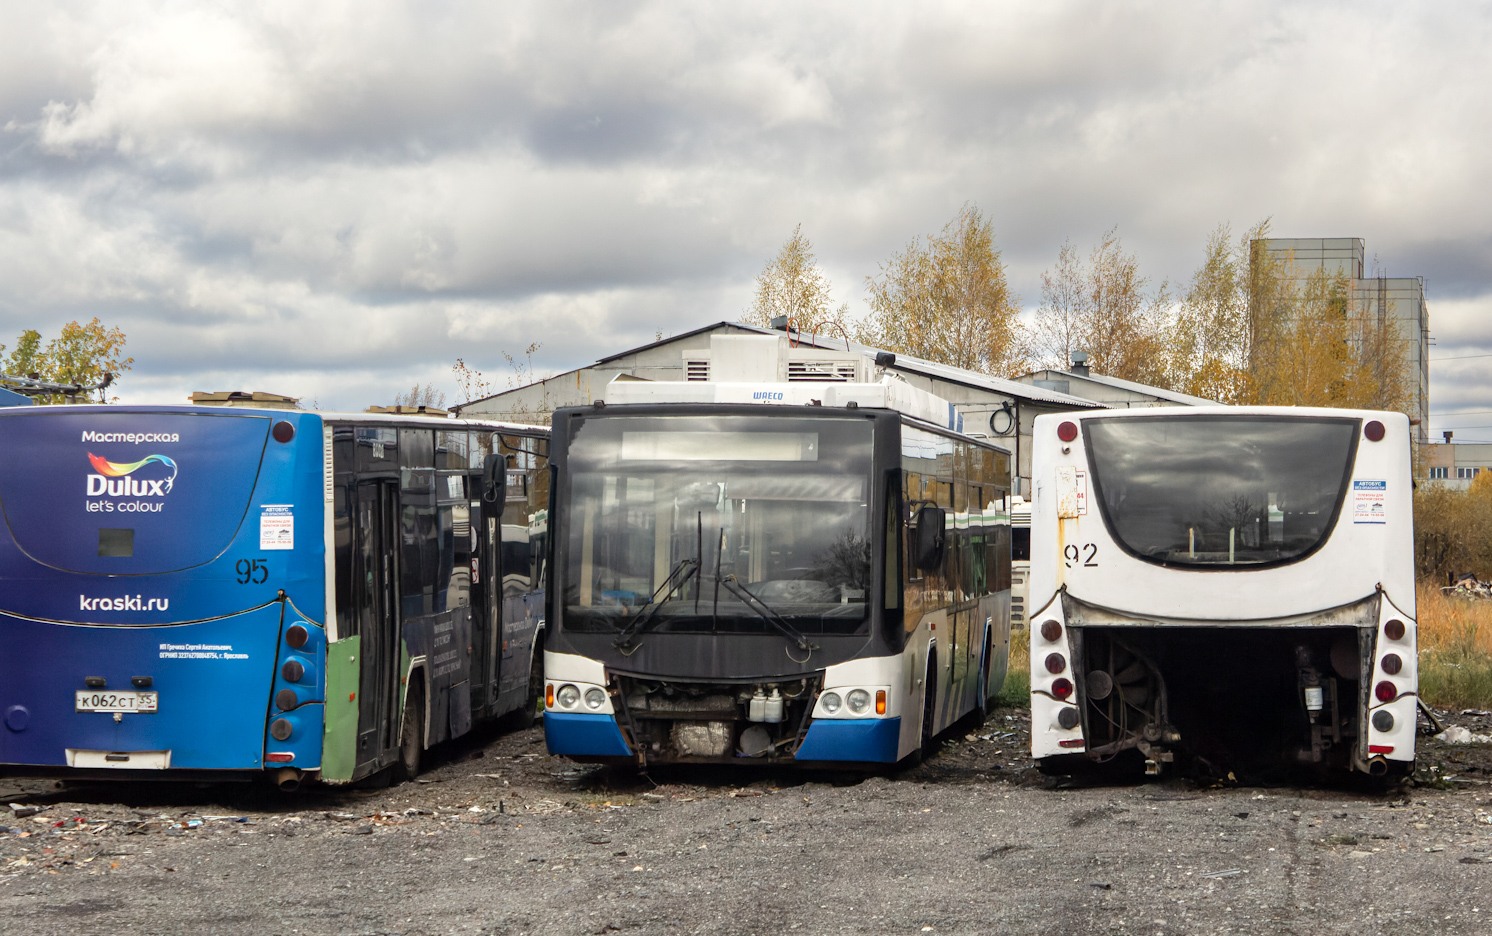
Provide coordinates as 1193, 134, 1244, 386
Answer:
1352, 479, 1387, 524
1055, 466, 1088, 518
260, 504, 294, 550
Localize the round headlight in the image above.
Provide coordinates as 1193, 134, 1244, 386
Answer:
821, 691, 842, 714
583, 687, 607, 710
556, 684, 581, 709
846, 689, 872, 714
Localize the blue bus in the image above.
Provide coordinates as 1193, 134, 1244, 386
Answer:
542, 379, 1013, 767
0, 396, 548, 787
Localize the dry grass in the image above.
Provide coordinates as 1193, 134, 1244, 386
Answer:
1416, 580, 1492, 710
996, 626, 1031, 708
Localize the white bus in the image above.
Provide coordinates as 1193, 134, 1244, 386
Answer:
1009, 495, 1031, 630
542, 378, 1013, 767
1028, 407, 1416, 782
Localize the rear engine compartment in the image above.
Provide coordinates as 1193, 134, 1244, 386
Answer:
1072, 625, 1372, 780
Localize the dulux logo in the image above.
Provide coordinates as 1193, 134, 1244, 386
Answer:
86, 452, 178, 497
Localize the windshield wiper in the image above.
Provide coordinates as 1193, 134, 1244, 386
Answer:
613, 559, 699, 648
718, 575, 817, 653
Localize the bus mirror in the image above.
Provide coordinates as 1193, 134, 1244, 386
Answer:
482, 453, 508, 508
913, 505, 946, 570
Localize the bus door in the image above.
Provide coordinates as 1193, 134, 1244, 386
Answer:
354, 479, 401, 772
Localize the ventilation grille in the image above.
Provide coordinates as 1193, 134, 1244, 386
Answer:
788, 360, 857, 382
685, 360, 710, 382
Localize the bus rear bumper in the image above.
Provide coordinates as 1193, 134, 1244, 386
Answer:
543, 712, 633, 758
795, 716, 902, 763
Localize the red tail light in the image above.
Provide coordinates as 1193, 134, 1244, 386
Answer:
1044, 653, 1066, 675
1039, 620, 1063, 642
1051, 677, 1074, 700
1380, 653, 1403, 676
1057, 421, 1079, 443
1383, 619, 1405, 641
286, 624, 309, 649
1374, 680, 1397, 703
1364, 420, 1385, 442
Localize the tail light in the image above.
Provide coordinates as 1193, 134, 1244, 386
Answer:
286, 624, 309, 649
1383, 619, 1406, 641
1052, 677, 1074, 700
1044, 653, 1066, 674
1040, 620, 1062, 642
1364, 420, 1385, 442
1057, 421, 1079, 443
1381, 653, 1403, 676
1374, 680, 1397, 703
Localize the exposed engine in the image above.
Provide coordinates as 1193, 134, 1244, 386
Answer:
615, 676, 818, 764
1073, 625, 1369, 780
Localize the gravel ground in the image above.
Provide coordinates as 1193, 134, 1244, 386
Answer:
3, 707, 1491, 936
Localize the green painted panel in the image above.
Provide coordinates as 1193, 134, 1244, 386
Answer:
322, 635, 361, 783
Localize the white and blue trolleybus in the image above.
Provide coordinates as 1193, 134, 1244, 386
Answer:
542, 378, 1014, 767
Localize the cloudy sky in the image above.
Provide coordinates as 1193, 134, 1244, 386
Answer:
2, 2, 1489, 436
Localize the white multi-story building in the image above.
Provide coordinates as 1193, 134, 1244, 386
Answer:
1257, 237, 1430, 444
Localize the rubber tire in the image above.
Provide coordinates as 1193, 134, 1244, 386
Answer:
508, 638, 545, 729
919, 659, 939, 759
974, 632, 993, 723
396, 681, 425, 782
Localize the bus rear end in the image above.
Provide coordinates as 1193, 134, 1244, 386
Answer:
0, 405, 326, 780
1028, 408, 1416, 782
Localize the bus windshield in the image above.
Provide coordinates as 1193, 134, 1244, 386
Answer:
560, 413, 874, 639
1084, 415, 1358, 568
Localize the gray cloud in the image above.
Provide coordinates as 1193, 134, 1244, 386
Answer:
0, 1, 1487, 424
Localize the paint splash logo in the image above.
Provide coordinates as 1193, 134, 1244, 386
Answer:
86, 453, 178, 497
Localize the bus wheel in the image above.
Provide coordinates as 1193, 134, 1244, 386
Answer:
919, 658, 939, 759
396, 680, 425, 782
509, 638, 544, 729
974, 632, 993, 723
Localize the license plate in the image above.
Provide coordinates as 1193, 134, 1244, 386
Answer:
75, 690, 158, 713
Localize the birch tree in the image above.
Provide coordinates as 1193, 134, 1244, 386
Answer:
747, 225, 851, 336
859, 203, 1026, 376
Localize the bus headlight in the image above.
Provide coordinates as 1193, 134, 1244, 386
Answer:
846, 689, 871, 714
821, 692, 842, 714
583, 687, 607, 710
556, 684, 581, 709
